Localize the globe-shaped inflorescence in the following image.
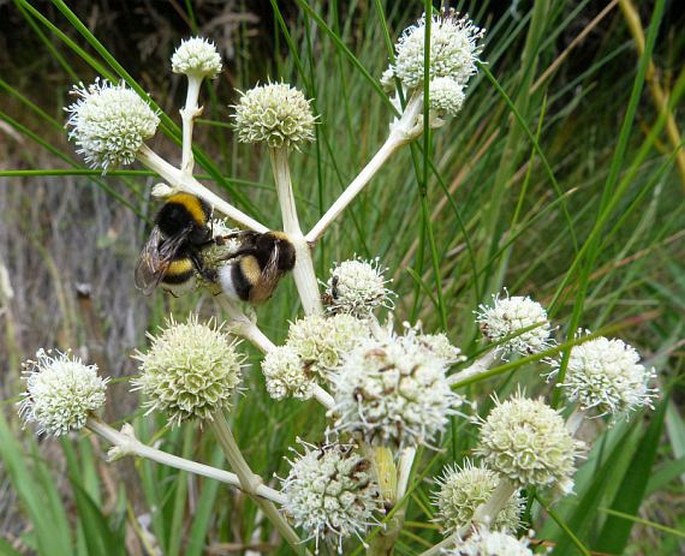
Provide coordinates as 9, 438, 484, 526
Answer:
65, 78, 160, 172
281, 440, 382, 554
19, 349, 109, 436
131, 315, 244, 426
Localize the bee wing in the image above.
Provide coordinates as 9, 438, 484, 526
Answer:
134, 227, 191, 295
251, 242, 284, 303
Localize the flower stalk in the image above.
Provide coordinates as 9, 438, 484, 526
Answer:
210, 412, 308, 554
179, 76, 203, 176
86, 418, 286, 505
137, 145, 268, 232
269, 147, 322, 315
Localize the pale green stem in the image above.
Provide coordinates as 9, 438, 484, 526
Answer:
215, 297, 335, 411
180, 76, 203, 176
85, 417, 285, 505
419, 478, 518, 556
305, 91, 424, 244
138, 144, 268, 233
269, 147, 322, 315
217, 296, 276, 353
446, 350, 498, 386
210, 412, 308, 555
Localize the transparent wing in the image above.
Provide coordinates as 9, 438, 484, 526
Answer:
134, 227, 190, 295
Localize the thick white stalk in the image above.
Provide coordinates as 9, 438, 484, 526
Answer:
305, 132, 406, 243
217, 296, 276, 353
210, 413, 308, 554
447, 350, 498, 386
138, 145, 268, 233
180, 76, 203, 176
306, 92, 424, 244
269, 147, 322, 315
86, 418, 285, 505
311, 384, 335, 411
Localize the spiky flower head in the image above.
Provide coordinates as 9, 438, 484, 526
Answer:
429, 77, 466, 119
331, 330, 463, 449
441, 528, 533, 556
400, 322, 466, 366
390, 9, 484, 91
18, 349, 109, 436
323, 257, 395, 318
131, 315, 243, 426
281, 440, 382, 554
232, 82, 316, 150
286, 313, 370, 378
549, 335, 658, 417
262, 345, 313, 400
475, 291, 553, 357
171, 37, 222, 78
475, 393, 583, 495
65, 78, 160, 172
433, 460, 523, 535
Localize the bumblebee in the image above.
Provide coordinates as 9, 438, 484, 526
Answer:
215, 231, 296, 304
134, 193, 215, 295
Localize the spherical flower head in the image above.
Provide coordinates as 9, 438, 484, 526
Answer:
286, 313, 370, 378
232, 82, 316, 150
549, 335, 658, 418
392, 9, 484, 91
433, 460, 523, 534
429, 77, 466, 119
475, 291, 553, 357
171, 37, 222, 79
281, 440, 381, 554
323, 257, 395, 319
400, 322, 466, 366
18, 349, 109, 436
331, 331, 463, 449
442, 528, 533, 556
131, 315, 243, 426
65, 78, 160, 172
475, 393, 583, 494
262, 345, 313, 400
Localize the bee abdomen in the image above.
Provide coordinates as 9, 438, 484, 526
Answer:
162, 258, 195, 284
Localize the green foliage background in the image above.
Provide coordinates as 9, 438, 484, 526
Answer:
0, 0, 683, 554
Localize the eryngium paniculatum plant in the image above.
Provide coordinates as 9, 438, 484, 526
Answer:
20, 7, 659, 555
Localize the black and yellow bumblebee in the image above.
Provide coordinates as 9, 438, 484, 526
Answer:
134, 192, 215, 295
135, 193, 296, 303
215, 230, 296, 304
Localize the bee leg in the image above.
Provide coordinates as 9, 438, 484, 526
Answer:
189, 251, 217, 283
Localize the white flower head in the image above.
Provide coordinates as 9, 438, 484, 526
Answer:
331, 329, 463, 449
429, 77, 466, 119
433, 460, 523, 535
475, 291, 553, 357
286, 313, 371, 378
262, 345, 313, 400
171, 37, 222, 78
392, 9, 484, 91
131, 315, 244, 426
19, 349, 109, 436
549, 335, 658, 418
441, 527, 533, 556
400, 321, 466, 366
281, 439, 382, 554
232, 82, 316, 150
475, 392, 583, 495
65, 78, 160, 172
323, 257, 395, 318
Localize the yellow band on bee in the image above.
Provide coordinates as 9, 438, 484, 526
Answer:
168, 193, 208, 226
166, 258, 194, 274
